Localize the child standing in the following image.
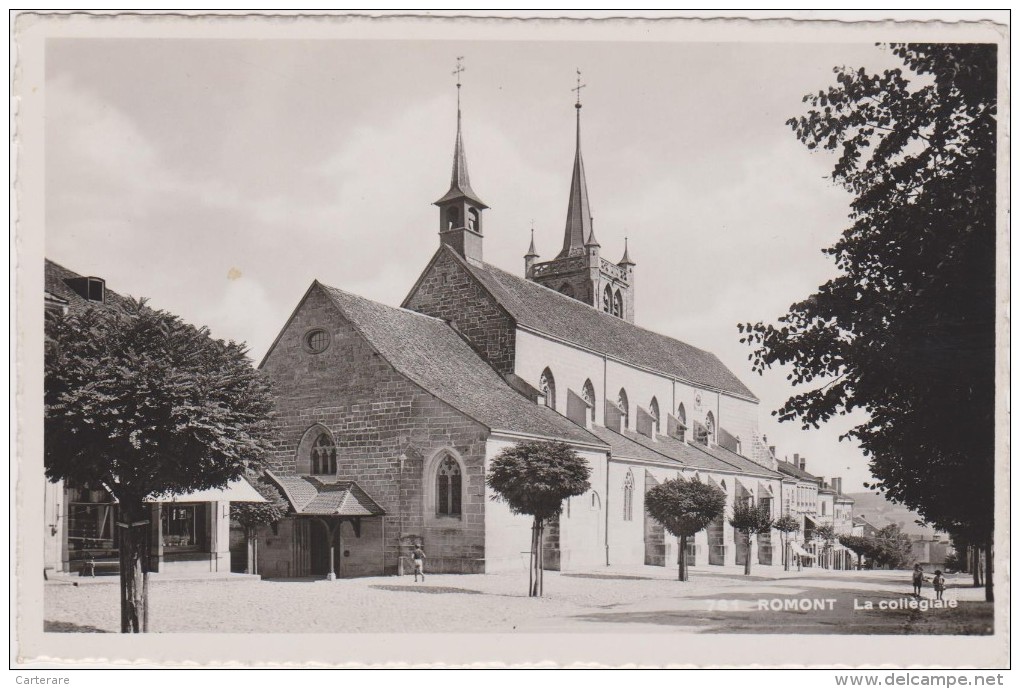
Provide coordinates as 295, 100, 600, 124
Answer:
932, 570, 946, 601
911, 564, 925, 597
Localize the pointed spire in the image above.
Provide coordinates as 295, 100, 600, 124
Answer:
584, 216, 600, 248
434, 58, 488, 209
557, 69, 592, 258
525, 226, 539, 258
619, 237, 636, 266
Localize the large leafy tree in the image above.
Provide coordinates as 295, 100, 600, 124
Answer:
739, 44, 997, 600
729, 502, 775, 575
839, 534, 874, 570
644, 477, 726, 581
45, 298, 276, 632
486, 440, 590, 597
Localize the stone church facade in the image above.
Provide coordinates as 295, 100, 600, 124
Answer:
255, 90, 838, 578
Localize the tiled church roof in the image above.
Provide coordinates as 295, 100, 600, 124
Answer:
587, 424, 781, 478
319, 283, 606, 448
439, 247, 758, 401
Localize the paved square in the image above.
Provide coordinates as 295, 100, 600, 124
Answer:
45, 566, 992, 635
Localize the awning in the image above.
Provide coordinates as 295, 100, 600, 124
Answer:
757, 481, 774, 497
147, 477, 266, 504
790, 543, 816, 559
735, 478, 753, 499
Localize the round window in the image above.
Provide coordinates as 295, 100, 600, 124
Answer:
304, 328, 330, 353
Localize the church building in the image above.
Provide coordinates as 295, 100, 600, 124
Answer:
255, 78, 796, 578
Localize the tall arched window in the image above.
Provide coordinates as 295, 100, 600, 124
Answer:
676, 402, 687, 442
581, 379, 596, 423
613, 289, 623, 318
617, 388, 629, 430
436, 454, 462, 516
311, 432, 337, 475
623, 470, 635, 521
649, 397, 660, 434
603, 285, 613, 313
705, 411, 716, 445
539, 368, 556, 410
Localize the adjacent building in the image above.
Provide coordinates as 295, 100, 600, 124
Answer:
43, 260, 265, 577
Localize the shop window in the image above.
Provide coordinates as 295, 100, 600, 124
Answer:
162, 503, 206, 551
67, 489, 118, 560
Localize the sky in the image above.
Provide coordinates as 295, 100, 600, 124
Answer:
45, 37, 908, 494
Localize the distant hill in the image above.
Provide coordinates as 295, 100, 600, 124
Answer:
847, 492, 942, 538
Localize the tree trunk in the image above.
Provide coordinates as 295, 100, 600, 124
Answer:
528, 521, 536, 597
744, 533, 752, 575
984, 537, 993, 603
782, 535, 789, 571
678, 535, 688, 581
537, 518, 545, 597
117, 501, 150, 633
972, 546, 982, 588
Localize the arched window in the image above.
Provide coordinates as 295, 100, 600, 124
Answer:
448, 206, 460, 230
560, 282, 574, 299
591, 492, 601, 511
603, 285, 613, 313
623, 470, 635, 521
436, 454, 462, 516
677, 402, 687, 426
649, 397, 660, 434
705, 411, 716, 445
617, 388, 629, 430
311, 432, 337, 476
613, 289, 623, 318
539, 368, 556, 410
468, 207, 479, 232
581, 379, 596, 423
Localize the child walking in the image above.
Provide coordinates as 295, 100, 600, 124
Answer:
411, 544, 426, 583
932, 570, 946, 601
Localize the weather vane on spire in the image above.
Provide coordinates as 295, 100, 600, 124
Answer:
572, 68, 586, 108
453, 56, 465, 110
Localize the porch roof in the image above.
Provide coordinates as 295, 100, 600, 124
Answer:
267, 471, 386, 517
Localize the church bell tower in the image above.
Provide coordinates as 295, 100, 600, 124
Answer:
525, 71, 636, 322
435, 58, 488, 267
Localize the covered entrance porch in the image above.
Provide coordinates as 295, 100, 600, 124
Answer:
260, 472, 386, 579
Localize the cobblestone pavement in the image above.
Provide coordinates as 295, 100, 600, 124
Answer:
44, 566, 992, 635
